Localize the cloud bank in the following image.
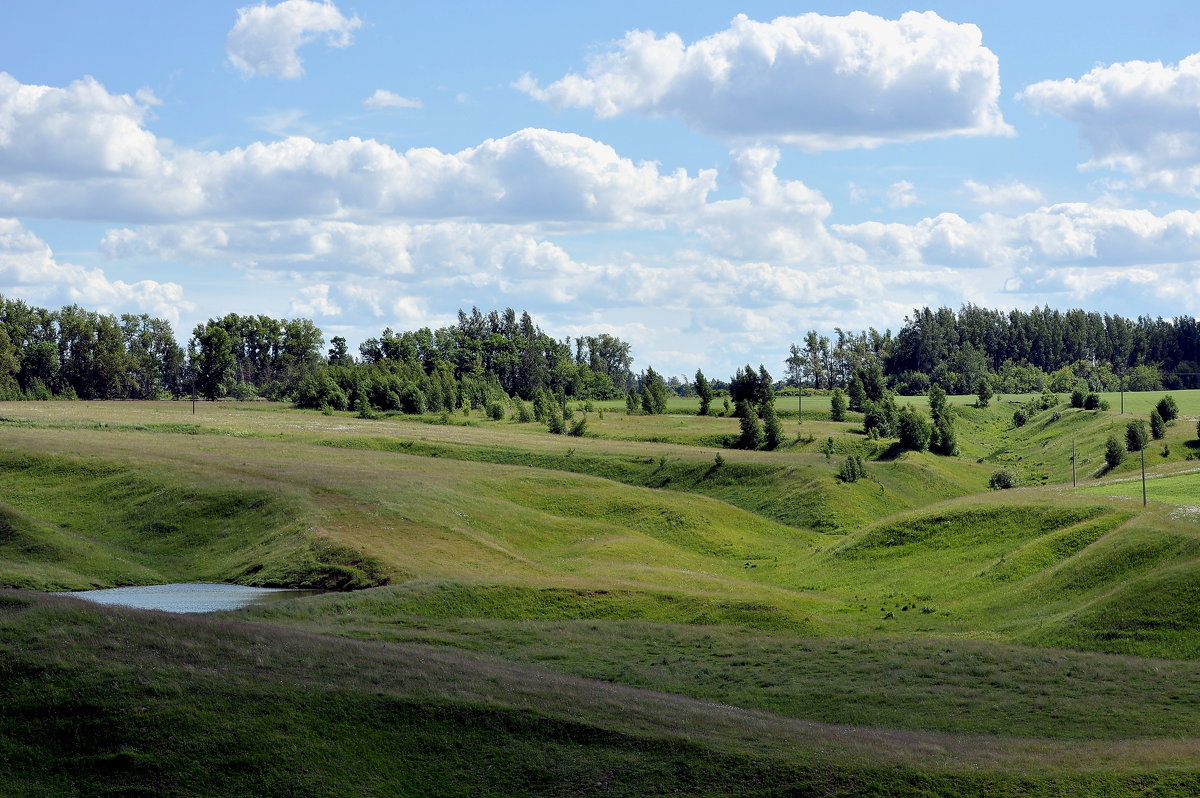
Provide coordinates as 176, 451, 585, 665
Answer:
518, 11, 1011, 150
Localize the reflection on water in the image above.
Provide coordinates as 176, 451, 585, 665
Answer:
57, 582, 324, 613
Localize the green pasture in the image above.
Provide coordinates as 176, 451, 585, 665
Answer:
2, 395, 1200, 795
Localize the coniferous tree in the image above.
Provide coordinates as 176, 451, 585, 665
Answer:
736, 400, 764, 449
847, 375, 867, 412
1126, 419, 1149, 452
762, 400, 784, 450
694, 369, 713, 416
1156, 395, 1179, 423
830, 388, 847, 422
1105, 435, 1125, 469
1150, 409, 1166, 440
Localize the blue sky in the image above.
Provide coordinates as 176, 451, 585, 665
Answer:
2, 1, 1199, 378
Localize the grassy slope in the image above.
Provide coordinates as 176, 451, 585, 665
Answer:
2, 396, 1200, 794
5, 592, 1200, 798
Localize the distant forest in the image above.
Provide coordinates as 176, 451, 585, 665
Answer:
1, 295, 1198, 410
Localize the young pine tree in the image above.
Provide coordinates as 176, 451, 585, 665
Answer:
1150, 409, 1166, 440
830, 388, 847, 422
736, 401, 764, 450
695, 369, 713, 416
1105, 434, 1125, 469
762, 400, 784, 450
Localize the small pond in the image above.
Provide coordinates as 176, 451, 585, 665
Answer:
57, 583, 325, 614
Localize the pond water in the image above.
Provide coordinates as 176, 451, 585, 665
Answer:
57, 583, 325, 614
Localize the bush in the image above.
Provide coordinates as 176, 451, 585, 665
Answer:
830, 388, 847, 422
516, 401, 533, 423
837, 455, 868, 483
736, 402, 764, 450
1083, 392, 1102, 410
1012, 408, 1027, 428
1157, 395, 1179, 423
1070, 387, 1086, 408
762, 401, 784, 450
988, 469, 1019, 490
547, 409, 565, 434
976, 379, 993, 408
487, 402, 505, 421
897, 405, 931, 452
1105, 435, 1125, 469
1150, 409, 1166, 440
1125, 419, 1149, 452
568, 416, 588, 437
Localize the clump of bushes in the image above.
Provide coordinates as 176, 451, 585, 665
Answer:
988, 469, 1019, 490
837, 455, 868, 483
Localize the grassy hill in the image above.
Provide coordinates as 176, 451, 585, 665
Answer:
2, 393, 1200, 795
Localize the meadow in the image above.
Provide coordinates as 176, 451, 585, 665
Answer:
2, 391, 1200, 795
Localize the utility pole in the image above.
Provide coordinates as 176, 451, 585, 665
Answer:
1141, 446, 1147, 506
1072, 439, 1076, 487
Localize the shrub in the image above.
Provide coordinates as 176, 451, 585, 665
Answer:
516, 401, 533, 423
1070, 387, 1085, 408
1150, 409, 1166, 440
737, 401, 764, 450
820, 436, 835, 460
487, 402, 505, 421
1125, 419, 1149, 452
976, 379, 993, 408
988, 469, 1019, 490
1157, 395, 1179, 423
1083, 392, 1102, 410
837, 455, 868, 483
547, 410, 566, 434
762, 401, 784, 450
897, 405, 931, 452
567, 416, 588, 437
1105, 435, 1125, 469
1012, 408, 1027, 427
830, 388, 847, 422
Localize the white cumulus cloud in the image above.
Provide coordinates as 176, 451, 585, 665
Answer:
963, 179, 1045, 207
226, 0, 361, 79
1020, 53, 1200, 195
0, 218, 188, 320
887, 180, 920, 209
518, 11, 1011, 150
0, 74, 717, 226
364, 90, 422, 110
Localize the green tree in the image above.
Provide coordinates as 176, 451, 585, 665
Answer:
927, 384, 957, 456
1105, 434, 1125, 469
1156, 395, 1179, 423
976, 377, 993, 408
847, 375, 867, 412
736, 401, 764, 449
830, 388, 847, 422
547, 406, 565, 434
694, 369, 713, 416
625, 391, 639, 414
1126, 419, 1149, 453
762, 400, 784, 450
193, 324, 236, 400
640, 367, 669, 415
1150, 409, 1166, 440
897, 405, 931, 452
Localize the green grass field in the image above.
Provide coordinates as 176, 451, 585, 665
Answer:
2, 393, 1200, 795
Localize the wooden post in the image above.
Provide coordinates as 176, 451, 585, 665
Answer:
1141, 446, 1147, 506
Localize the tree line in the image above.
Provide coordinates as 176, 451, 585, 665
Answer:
785, 305, 1200, 395
0, 297, 635, 411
